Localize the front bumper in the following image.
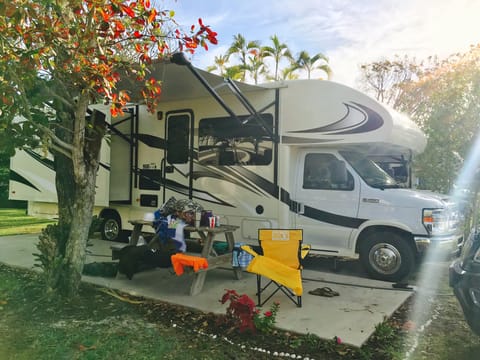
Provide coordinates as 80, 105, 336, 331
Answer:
449, 259, 480, 335
414, 233, 464, 256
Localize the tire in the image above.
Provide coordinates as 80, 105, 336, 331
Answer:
100, 213, 121, 241
359, 231, 415, 282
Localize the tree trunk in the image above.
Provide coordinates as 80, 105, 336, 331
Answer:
58, 161, 97, 297
52, 98, 106, 297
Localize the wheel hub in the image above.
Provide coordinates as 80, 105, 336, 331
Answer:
104, 220, 119, 240
370, 243, 401, 275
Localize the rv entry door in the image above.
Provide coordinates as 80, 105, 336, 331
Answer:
294, 150, 359, 253
164, 110, 194, 200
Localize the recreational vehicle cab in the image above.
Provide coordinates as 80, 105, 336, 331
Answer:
9, 54, 464, 281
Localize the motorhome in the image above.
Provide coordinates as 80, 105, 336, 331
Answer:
9, 54, 464, 281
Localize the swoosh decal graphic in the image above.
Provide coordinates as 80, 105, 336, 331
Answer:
278, 187, 366, 228
163, 178, 235, 207
135, 133, 166, 149
174, 162, 266, 197
25, 149, 54, 170
196, 165, 366, 229
9, 170, 40, 192
289, 102, 383, 135
232, 167, 279, 197
302, 204, 366, 228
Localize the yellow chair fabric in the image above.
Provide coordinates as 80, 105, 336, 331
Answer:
241, 229, 309, 307
241, 246, 303, 295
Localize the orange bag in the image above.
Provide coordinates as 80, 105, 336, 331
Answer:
171, 253, 209, 276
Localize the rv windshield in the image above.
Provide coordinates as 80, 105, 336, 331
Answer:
340, 151, 399, 189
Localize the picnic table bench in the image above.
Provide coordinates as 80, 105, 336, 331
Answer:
111, 220, 242, 295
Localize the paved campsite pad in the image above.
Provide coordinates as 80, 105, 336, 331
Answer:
0, 234, 412, 347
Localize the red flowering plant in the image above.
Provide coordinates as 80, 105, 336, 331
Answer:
253, 301, 280, 334
220, 289, 280, 334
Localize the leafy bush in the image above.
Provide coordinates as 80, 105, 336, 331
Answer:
220, 289, 280, 334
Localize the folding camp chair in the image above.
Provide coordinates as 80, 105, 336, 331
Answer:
241, 229, 310, 307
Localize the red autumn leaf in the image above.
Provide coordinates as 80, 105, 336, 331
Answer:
120, 4, 135, 18
145, 0, 151, 8
115, 20, 125, 33
119, 91, 131, 101
99, 8, 110, 22
148, 8, 157, 23
133, 30, 142, 38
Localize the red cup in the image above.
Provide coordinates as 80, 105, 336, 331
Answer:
208, 216, 215, 228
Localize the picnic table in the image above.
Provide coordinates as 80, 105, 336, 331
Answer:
112, 220, 242, 295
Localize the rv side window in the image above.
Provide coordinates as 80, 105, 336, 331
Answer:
303, 153, 353, 190
167, 115, 190, 164
198, 114, 273, 166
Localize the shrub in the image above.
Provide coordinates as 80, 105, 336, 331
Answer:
220, 289, 280, 334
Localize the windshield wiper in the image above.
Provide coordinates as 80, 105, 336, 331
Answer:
370, 182, 400, 189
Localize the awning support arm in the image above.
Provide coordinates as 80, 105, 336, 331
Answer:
170, 52, 276, 141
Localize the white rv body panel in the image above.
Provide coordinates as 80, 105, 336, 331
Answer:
9, 145, 111, 209
9, 109, 111, 217
10, 150, 57, 203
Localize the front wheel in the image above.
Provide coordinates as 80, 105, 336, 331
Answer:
359, 231, 415, 282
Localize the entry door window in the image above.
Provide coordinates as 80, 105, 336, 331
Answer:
167, 114, 190, 164
303, 153, 354, 190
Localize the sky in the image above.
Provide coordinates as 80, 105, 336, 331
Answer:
160, 0, 480, 87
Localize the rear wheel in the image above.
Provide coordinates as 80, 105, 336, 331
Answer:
100, 212, 121, 241
359, 231, 415, 282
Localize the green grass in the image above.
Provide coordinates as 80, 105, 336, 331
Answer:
0, 264, 255, 360
0, 208, 56, 236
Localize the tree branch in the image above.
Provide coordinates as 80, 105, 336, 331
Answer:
34, 122, 74, 155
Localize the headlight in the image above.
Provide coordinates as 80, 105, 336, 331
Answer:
423, 208, 453, 235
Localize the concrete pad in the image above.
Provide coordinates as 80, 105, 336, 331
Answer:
0, 234, 413, 347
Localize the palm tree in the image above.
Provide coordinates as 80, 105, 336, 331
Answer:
295, 50, 332, 80
280, 65, 299, 80
227, 33, 260, 82
244, 49, 267, 84
205, 54, 230, 77
224, 65, 244, 81
261, 35, 293, 81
